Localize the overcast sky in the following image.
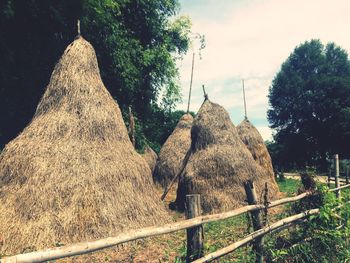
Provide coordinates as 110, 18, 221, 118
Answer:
176, 0, 350, 140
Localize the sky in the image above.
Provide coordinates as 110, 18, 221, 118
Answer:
176, 0, 350, 140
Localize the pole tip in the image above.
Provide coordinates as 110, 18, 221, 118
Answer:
202, 85, 208, 100
77, 19, 81, 36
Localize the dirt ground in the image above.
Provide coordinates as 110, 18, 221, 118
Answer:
284, 172, 328, 183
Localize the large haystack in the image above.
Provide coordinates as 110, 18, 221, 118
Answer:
0, 36, 170, 255
153, 114, 193, 188
176, 100, 279, 214
237, 119, 276, 181
141, 145, 158, 173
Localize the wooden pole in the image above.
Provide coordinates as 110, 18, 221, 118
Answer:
329, 183, 350, 192
334, 154, 340, 198
328, 168, 331, 188
187, 52, 195, 113
193, 208, 320, 263
202, 85, 208, 100
186, 194, 204, 262
77, 19, 81, 35
161, 149, 191, 200
242, 79, 247, 120
1, 191, 316, 263
346, 166, 349, 185
128, 107, 135, 148
244, 181, 264, 263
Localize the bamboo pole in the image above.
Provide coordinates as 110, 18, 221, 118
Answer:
192, 209, 320, 263
187, 52, 195, 113
186, 195, 204, 262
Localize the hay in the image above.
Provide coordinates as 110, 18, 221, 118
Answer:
141, 146, 158, 173
237, 119, 276, 182
0, 36, 170, 255
153, 114, 193, 188
176, 100, 279, 214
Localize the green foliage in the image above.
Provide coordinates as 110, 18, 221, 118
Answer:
267, 186, 350, 262
0, 0, 191, 149
268, 39, 350, 170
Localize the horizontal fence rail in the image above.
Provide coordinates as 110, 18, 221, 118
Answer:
2, 184, 350, 263
193, 208, 320, 263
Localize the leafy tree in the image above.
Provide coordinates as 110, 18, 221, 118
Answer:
268, 40, 350, 170
0, 0, 191, 149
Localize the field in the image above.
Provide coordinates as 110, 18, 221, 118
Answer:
54, 178, 301, 263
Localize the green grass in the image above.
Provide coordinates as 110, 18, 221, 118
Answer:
176, 179, 302, 262
277, 178, 300, 196
172, 178, 301, 262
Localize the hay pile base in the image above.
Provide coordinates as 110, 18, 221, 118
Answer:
0, 37, 170, 255
237, 119, 276, 182
176, 100, 279, 214
141, 146, 158, 173
153, 114, 193, 188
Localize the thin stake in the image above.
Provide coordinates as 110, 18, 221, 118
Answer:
242, 79, 247, 120
202, 85, 208, 100
334, 154, 341, 199
187, 52, 195, 113
77, 19, 81, 35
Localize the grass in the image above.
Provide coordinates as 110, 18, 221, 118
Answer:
277, 178, 300, 196
171, 178, 301, 262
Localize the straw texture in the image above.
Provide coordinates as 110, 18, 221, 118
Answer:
141, 146, 158, 173
0, 37, 170, 255
237, 119, 276, 181
153, 114, 193, 188
176, 100, 279, 214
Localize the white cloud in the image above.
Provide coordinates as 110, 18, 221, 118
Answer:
177, 0, 350, 139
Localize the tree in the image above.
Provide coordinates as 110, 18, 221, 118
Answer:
0, 0, 191, 149
268, 39, 350, 170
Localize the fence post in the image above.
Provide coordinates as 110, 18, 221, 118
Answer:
328, 168, 331, 188
334, 154, 340, 198
346, 166, 349, 185
186, 194, 204, 262
244, 181, 264, 263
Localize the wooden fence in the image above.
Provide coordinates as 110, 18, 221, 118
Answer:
1, 181, 349, 263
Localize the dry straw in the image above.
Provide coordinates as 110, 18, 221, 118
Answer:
237, 119, 276, 181
0, 37, 170, 255
153, 114, 193, 188
176, 100, 279, 214
141, 146, 158, 173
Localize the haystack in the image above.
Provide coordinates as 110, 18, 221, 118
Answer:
141, 146, 158, 173
237, 119, 276, 181
176, 100, 279, 214
153, 114, 193, 188
0, 36, 170, 255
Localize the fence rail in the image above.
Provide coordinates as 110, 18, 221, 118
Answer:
1, 183, 349, 263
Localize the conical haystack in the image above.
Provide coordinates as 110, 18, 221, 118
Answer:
153, 114, 193, 188
0, 37, 170, 255
237, 119, 276, 181
141, 145, 158, 173
176, 100, 279, 214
